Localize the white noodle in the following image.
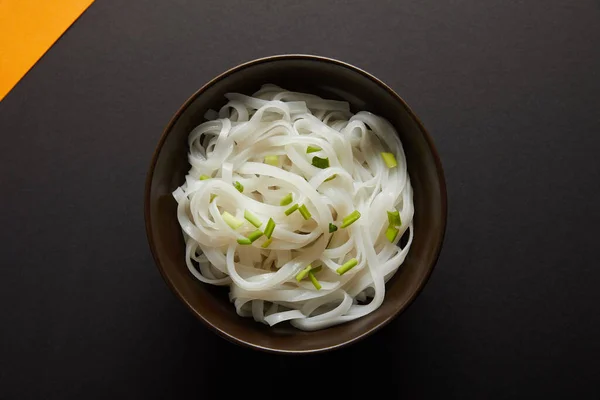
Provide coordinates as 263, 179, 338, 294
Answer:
173, 85, 414, 331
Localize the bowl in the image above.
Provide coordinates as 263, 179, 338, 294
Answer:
144, 54, 447, 354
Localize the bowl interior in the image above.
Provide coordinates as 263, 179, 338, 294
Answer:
145, 56, 446, 353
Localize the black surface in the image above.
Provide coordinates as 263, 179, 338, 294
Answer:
1, 0, 599, 398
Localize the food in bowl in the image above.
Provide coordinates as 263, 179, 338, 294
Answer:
172, 84, 414, 331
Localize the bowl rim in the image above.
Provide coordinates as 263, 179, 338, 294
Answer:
144, 54, 448, 354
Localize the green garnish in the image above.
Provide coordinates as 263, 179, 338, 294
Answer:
284, 204, 299, 216
199, 174, 211, 180
308, 271, 322, 290
329, 223, 338, 233
298, 204, 311, 220
385, 225, 399, 242
306, 145, 321, 153
280, 193, 293, 206
295, 265, 313, 281
324, 174, 337, 182
336, 258, 358, 275
264, 218, 276, 239
340, 210, 361, 228
247, 230, 263, 242
233, 181, 244, 193
237, 238, 252, 245
381, 152, 397, 168
222, 211, 243, 229
210, 194, 217, 203
296, 265, 323, 282
311, 156, 330, 169
261, 237, 273, 248
264, 155, 279, 166
387, 210, 401, 226
244, 210, 262, 228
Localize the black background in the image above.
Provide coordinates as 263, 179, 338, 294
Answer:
1, 1, 599, 398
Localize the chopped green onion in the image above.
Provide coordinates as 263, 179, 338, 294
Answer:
233, 181, 244, 193
264, 218, 276, 239
381, 152, 397, 168
247, 230, 263, 242
340, 210, 361, 228
295, 264, 322, 281
387, 210, 401, 226
324, 174, 337, 182
261, 237, 273, 248
311, 156, 330, 169
210, 194, 217, 203
222, 211, 243, 229
284, 204, 299, 216
336, 258, 358, 275
298, 204, 312, 220
306, 145, 321, 153
385, 225, 399, 242
296, 265, 312, 281
237, 238, 252, 245
264, 155, 279, 166
329, 223, 338, 233
280, 193, 293, 206
244, 210, 262, 228
199, 174, 211, 180
308, 271, 322, 290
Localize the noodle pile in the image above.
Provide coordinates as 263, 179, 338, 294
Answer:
172, 85, 414, 331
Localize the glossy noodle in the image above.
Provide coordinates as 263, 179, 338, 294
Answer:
172, 85, 414, 331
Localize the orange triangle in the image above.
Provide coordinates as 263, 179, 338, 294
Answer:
0, 0, 94, 101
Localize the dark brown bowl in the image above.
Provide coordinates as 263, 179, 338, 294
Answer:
144, 54, 447, 354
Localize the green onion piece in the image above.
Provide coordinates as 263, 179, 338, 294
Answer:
237, 238, 252, 245
298, 204, 312, 220
381, 152, 397, 168
247, 230, 263, 242
264, 218, 276, 239
233, 181, 244, 193
324, 174, 337, 182
306, 145, 321, 153
311, 156, 330, 169
329, 223, 338, 233
385, 225, 399, 242
296, 265, 312, 282
336, 258, 358, 275
210, 194, 217, 203
387, 210, 401, 226
199, 174, 211, 180
222, 211, 243, 229
244, 210, 262, 228
308, 271, 322, 290
311, 266, 322, 274
261, 237, 273, 248
340, 210, 361, 228
284, 204, 298, 216
264, 155, 279, 166
280, 193, 293, 206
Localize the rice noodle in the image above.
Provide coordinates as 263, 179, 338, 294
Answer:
173, 85, 414, 331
